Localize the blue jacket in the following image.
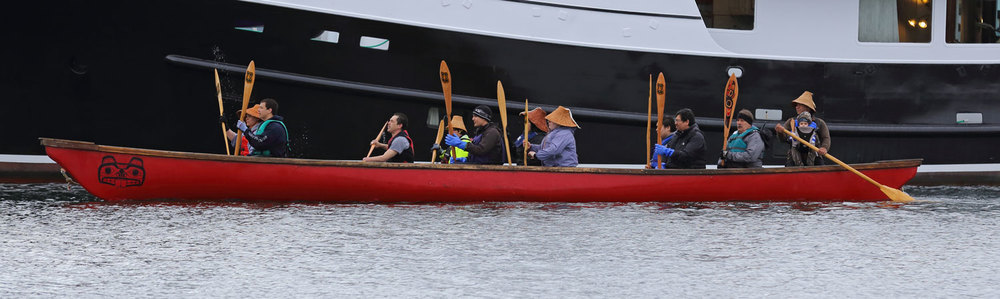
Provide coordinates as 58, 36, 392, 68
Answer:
531, 126, 578, 167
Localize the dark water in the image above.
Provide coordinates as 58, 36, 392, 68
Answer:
2, 184, 999, 298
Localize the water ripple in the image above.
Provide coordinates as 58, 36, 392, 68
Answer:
1, 184, 998, 297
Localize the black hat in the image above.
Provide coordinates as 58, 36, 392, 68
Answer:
737, 109, 754, 125
472, 105, 492, 122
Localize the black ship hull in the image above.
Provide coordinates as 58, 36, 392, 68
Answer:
4, 1, 998, 165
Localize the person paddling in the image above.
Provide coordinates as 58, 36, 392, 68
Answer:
364, 112, 414, 163
718, 109, 764, 168
648, 117, 676, 169
225, 104, 263, 156
431, 115, 471, 163
515, 107, 548, 166
525, 106, 579, 167
235, 98, 289, 157
660, 108, 707, 169
445, 105, 504, 165
778, 91, 831, 166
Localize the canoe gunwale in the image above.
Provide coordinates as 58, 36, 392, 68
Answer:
40, 138, 922, 176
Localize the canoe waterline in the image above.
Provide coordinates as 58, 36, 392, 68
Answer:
42, 138, 921, 203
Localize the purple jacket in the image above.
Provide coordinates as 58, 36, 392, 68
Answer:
530, 126, 578, 167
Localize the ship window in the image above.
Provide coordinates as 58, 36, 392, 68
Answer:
311, 30, 340, 44
694, 0, 755, 30
427, 107, 441, 128
859, 0, 932, 43
957, 113, 983, 124
360, 36, 390, 51
235, 25, 265, 33
945, 0, 1000, 43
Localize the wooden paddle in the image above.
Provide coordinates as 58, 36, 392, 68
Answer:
720, 73, 739, 167
439, 61, 454, 163
646, 74, 652, 167
497, 81, 513, 165
366, 121, 387, 158
523, 99, 529, 166
655, 72, 665, 169
776, 125, 914, 202
214, 69, 230, 155
430, 119, 445, 163
234, 61, 255, 155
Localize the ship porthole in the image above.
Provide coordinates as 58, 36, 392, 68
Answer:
727, 66, 743, 78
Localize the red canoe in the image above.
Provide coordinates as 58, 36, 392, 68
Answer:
42, 138, 921, 203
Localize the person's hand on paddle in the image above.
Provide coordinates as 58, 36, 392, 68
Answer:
654, 144, 674, 157
219, 115, 229, 125
444, 134, 467, 150
236, 120, 249, 132
430, 143, 442, 152
817, 147, 828, 156
370, 139, 386, 150
523, 140, 531, 151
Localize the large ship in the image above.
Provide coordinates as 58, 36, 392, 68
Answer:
3, 0, 999, 167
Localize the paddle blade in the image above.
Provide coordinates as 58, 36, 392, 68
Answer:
440, 61, 452, 117
241, 61, 255, 121
655, 72, 665, 128
723, 73, 738, 118
215, 69, 230, 156
497, 81, 512, 165
497, 81, 508, 126
880, 185, 915, 202
215, 69, 224, 114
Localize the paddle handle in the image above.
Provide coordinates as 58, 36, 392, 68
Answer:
367, 122, 388, 158
776, 125, 880, 187
524, 99, 529, 166
646, 74, 652, 167
431, 119, 445, 163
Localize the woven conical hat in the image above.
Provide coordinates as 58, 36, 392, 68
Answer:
791, 91, 816, 113
520, 107, 549, 132
544, 106, 580, 129
450, 115, 467, 133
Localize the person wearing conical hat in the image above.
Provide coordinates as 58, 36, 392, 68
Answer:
432, 115, 472, 163
444, 105, 504, 165
777, 91, 831, 166
224, 104, 264, 156
525, 106, 579, 167
659, 108, 707, 169
514, 107, 548, 166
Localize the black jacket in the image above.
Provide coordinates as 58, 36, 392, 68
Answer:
665, 123, 707, 169
466, 122, 504, 165
243, 115, 289, 157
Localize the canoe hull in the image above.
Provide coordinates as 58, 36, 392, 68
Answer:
43, 139, 919, 203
